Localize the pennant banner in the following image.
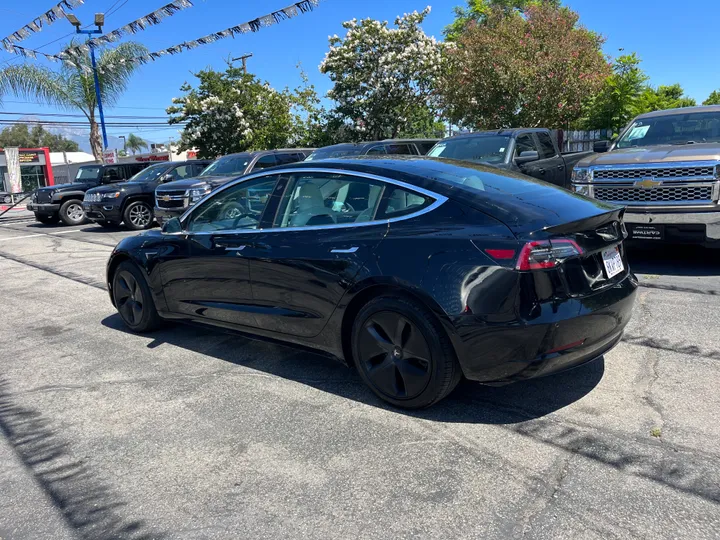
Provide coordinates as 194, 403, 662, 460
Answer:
1, 0, 84, 50
62, 0, 194, 56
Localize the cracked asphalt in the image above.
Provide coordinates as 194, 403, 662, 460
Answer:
1, 212, 719, 540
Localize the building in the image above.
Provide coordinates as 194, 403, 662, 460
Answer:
0, 147, 55, 195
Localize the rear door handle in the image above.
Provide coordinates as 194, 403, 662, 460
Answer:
331, 247, 359, 253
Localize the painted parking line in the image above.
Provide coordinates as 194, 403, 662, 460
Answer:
0, 229, 83, 242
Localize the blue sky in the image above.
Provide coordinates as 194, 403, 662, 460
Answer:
1, 0, 719, 144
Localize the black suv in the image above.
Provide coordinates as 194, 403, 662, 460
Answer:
82, 160, 211, 230
27, 162, 151, 225
304, 139, 438, 161
155, 149, 313, 223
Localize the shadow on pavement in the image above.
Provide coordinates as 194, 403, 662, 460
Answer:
0, 378, 164, 540
627, 243, 720, 277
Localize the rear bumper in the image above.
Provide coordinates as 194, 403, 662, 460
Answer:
624, 210, 720, 246
27, 203, 60, 213
82, 202, 122, 223
455, 273, 638, 383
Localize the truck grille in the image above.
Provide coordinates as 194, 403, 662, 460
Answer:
156, 190, 187, 209
594, 185, 714, 204
35, 190, 53, 203
593, 166, 715, 180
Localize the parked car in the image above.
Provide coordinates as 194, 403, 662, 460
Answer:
427, 129, 592, 189
573, 105, 720, 247
304, 139, 439, 161
82, 160, 212, 230
106, 156, 637, 409
27, 162, 151, 225
154, 149, 314, 224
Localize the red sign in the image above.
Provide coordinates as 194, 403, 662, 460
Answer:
135, 155, 170, 162
187, 150, 198, 160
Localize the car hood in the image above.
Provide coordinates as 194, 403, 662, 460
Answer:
37, 182, 88, 193
156, 175, 232, 191
87, 181, 144, 194
577, 144, 720, 167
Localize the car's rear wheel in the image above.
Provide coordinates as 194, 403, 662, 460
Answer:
35, 213, 59, 224
112, 261, 162, 332
59, 199, 86, 226
124, 201, 154, 230
352, 296, 462, 409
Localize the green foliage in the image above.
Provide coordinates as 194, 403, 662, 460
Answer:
580, 54, 648, 132
0, 41, 148, 160
634, 84, 696, 115
444, 0, 562, 40
0, 124, 79, 152
167, 64, 297, 159
125, 133, 148, 155
441, 3, 609, 129
289, 66, 334, 148
703, 90, 720, 106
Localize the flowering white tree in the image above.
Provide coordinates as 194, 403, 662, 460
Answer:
167, 65, 295, 158
320, 7, 445, 141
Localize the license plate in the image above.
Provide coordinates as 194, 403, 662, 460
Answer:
628, 224, 664, 241
602, 246, 624, 278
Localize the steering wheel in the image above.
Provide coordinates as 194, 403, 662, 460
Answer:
337, 201, 355, 214
219, 202, 254, 228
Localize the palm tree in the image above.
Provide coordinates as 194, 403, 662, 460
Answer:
0, 41, 147, 161
125, 133, 149, 155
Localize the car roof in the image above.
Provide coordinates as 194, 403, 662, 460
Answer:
634, 105, 720, 119
221, 149, 315, 159
437, 129, 548, 142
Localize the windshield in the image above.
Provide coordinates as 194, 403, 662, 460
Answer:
75, 166, 101, 181
305, 146, 364, 161
128, 164, 171, 182
616, 111, 720, 148
199, 155, 251, 177
427, 136, 511, 165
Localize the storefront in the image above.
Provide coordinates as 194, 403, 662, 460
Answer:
0, 147, 55, 194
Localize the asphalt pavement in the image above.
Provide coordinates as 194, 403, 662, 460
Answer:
0, 214, 719, 540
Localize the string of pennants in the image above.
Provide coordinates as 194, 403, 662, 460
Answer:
3, 0, 321, 72
1, 0, 84, 50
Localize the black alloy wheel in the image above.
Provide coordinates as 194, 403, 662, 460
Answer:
112, 261, 162, 332
124, 201, 154, 230
352, 296, 462, 409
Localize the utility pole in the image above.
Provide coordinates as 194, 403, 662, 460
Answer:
231, 53, 253, 74
67, 13, 109, 152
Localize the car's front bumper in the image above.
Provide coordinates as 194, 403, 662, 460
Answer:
154, 206, 186, 225
82, 202, 122, 223
623, 209, 720, 244
27, 202, 60, 213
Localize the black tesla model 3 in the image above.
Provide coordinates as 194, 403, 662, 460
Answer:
106, 157, 637, 408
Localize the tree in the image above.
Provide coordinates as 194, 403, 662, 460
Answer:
125, 133, 148, 155
441, 4, 610, 130
0, 41, 148, 160
703, 90, 720, 106
580, 53, 648, 133
444, 0, 561, 40
320, 8, 444, 141
289, 66, 334, 147
634, 84, 696, 115
167, 64, 295, 159
0, 124, 79, 151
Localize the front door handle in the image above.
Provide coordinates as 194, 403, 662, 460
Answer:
213, 239, 246, 250
331, 247, 359, 253
538, 168, 546, 174
557, 165, 564, 170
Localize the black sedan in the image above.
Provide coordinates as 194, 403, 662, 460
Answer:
106, 157, 637, 408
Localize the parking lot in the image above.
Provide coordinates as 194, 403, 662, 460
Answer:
1, 211, 719, 540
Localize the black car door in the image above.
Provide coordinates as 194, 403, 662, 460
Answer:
160, 175, 283, 327
534, 132, 566, 187
244, 170, 435, 338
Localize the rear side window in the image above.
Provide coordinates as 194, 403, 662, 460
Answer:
275, 153, 302, 165
384, 143, 414, 155
102, 166, 122, 182
251, 155, 277, 171
126, 164, 147, 178
377, 187, 433, 219
365, 145, 387, 155
536, 133, 557, 159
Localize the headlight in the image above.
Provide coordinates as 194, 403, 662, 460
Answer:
102, 191, 121, 200
185, 184, 212, 204
573, 185, 591, 196
571, 167, 591, 182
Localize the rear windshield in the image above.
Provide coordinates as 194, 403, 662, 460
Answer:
617, 111, 720, 147
427, 136, 511, 165
305, 145, 364, 161
75, 166, 100, 180
199, 155, 251, 177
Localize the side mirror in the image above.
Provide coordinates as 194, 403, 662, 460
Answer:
160, 173, 175, 183
515, 150, 539, 165
161, 217, 183, 234
593, 140, 611, 153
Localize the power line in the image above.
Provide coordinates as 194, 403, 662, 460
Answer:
1, 100, 169, 111
0, 120, 185, 126
0, 111, 172, 119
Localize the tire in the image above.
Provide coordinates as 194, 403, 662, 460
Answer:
351, 295, 462, 409
111, 261, 163, 332
35, 213, 60, 224
2, 195, 11, 204
59, 199, 86, 226
123, 200, 154, 230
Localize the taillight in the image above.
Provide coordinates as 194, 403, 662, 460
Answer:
516, 239, 583, 271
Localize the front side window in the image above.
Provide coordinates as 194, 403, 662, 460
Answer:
251, 155, 278, 171
275, 153, 301, 165
427, 136, 511, 165
199, 155, 251, 177
515, 134, 538, 156
185, 177, 278, 233
273, 173, 386, 228
76, 166, 100, 181
384, 143, 414, 155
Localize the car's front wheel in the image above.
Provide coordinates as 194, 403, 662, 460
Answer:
351, 295, 462, 409
112, 261, 162, 332
124, 201, 154, 230
59, 199, 86, 226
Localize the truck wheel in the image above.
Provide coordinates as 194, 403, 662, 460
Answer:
123, 201, 154, 230
35, 213, 60, 224
59, 199, 86, 226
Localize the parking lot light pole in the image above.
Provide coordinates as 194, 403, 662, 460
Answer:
67, 13, 109, 151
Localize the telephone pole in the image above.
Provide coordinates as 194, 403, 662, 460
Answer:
231, 53, 253, 74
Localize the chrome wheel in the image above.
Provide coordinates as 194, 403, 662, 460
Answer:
66, 203, 84, 222
128, 203, 152, 228
114, 270, 144, 327
357, 311, 433, 400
